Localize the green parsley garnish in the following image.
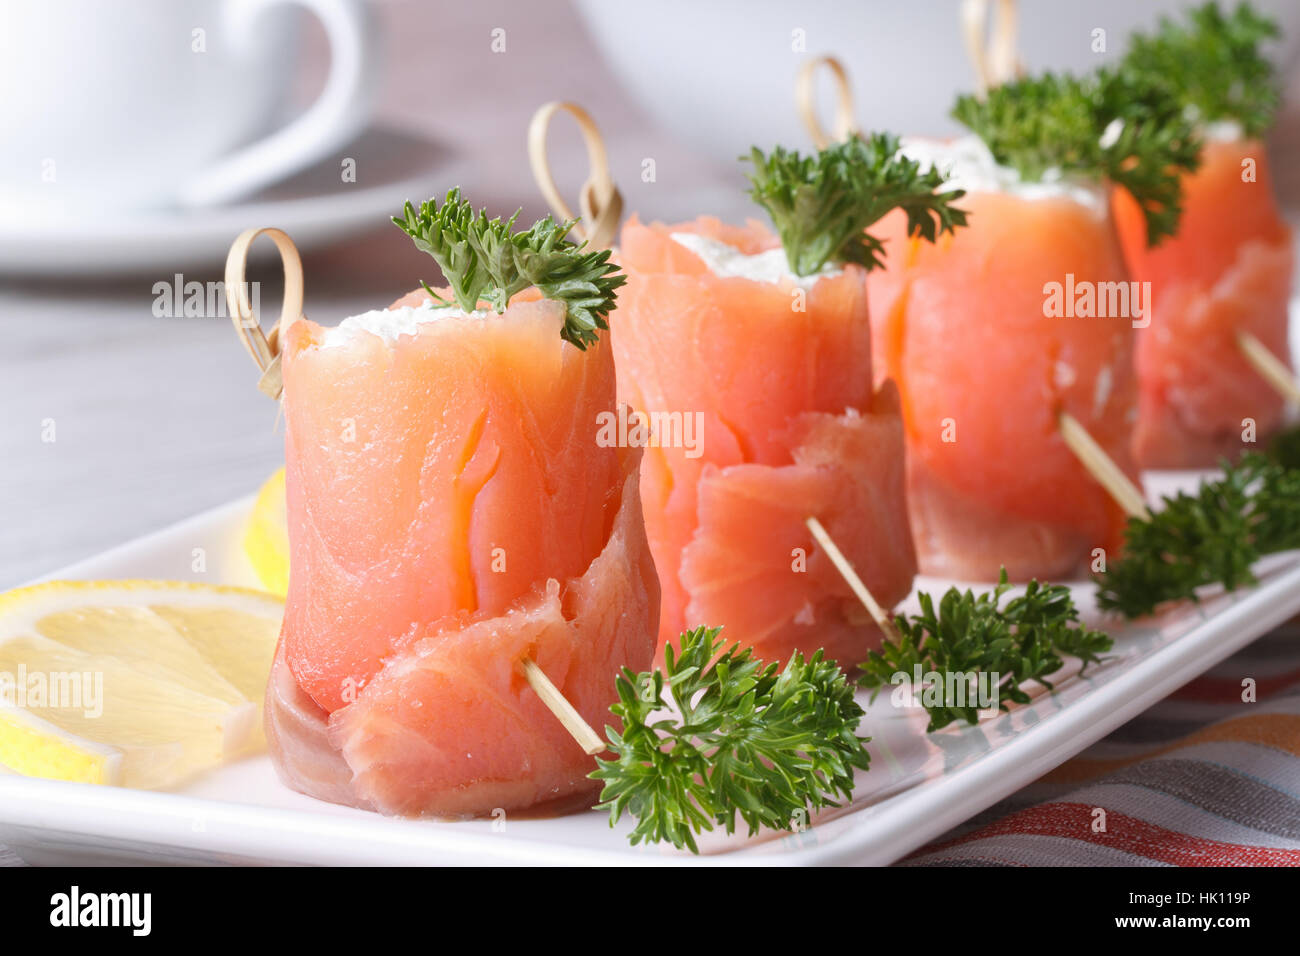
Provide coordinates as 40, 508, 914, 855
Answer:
392, 188, 624, 350
857, 571, 1112, 731
952, 69, 1202, 245
1096, 453, 1300, 617
591, 626, 868, 853
1119, 2, 1280, 139
742, 133, 968, 277
1267, 425, 1300, 472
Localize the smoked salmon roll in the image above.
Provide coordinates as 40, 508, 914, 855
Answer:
1111, 3, 1295, 468
871, 185, 1140, 581
266, 193, 658, 817
613, 135, 966, 666
869, 69, 1200, 581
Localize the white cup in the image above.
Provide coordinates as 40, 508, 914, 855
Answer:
0, 0, 377, 220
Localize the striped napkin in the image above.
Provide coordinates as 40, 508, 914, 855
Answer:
901, 619, 1300, 866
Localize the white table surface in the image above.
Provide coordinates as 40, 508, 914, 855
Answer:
1, 0, 1297, 866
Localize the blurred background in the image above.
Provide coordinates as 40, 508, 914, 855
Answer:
2, 0, 1299, 586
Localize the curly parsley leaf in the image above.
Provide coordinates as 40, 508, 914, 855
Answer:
1119, 1, 1280, 138
1096, 453, 1300, 617
857, 571, 1112, 731
743, 133, 968, 277
392, 188, 624, 350
952, 69, 1202, 244
591, 626, 869, 853
1267, 425, 1300, 472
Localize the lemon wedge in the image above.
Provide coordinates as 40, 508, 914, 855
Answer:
0, 581, 283, 789
244, 468, 289, 597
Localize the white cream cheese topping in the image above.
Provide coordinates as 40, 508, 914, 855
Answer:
898, 134, 1109, 213
669, 232, 842, 289
321, 298, 489, 347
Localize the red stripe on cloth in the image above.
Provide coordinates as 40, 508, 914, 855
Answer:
1168, 669, 1300, 703
910, 803, 1300, 866
1040, 713, 1300, 785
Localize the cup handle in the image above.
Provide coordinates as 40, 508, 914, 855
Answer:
177, 0, 377, 207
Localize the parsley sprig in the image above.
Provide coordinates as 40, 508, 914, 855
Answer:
743, 133, 968, 277
1268, 426, 1300, 472
1119, 2, 1280, 139
1096, 453, 1300, 617
952, 69, 1202, 245
591, 626, 868, 853
857, 572, 1112, 731
392, 188, 624, 349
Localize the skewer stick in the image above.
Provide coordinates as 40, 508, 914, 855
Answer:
517, 658, 606, 755
1057, 411, 1151, 521
805, 516, 901, 641
988, 0, 1021, 87
961, 0, 1022, 95
224, 226, 305, 401
796, 55, 859, 150
223, 228, 606, 758
1236, 329, 1300, 405
528, 101, 623, 250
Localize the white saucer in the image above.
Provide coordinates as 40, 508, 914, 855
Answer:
0, 125, 460, 277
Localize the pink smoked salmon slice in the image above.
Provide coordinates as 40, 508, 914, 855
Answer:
280, 289, 623, 713
679, 388, 914, 666
267, 445, 658, 817
867, 191, 1139, 581
1113, 139, 1295, 468
270, 288, 658, 816
615, 216, 915, 666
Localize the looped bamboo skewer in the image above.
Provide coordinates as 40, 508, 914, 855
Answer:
961, 0, 1023, 96
224, 227, 305, 400
784, 12, 1144, 576
796, 55, 859, 150
220, 228, 607, 758
523, 102, 627, 753
528, 101, 623, 250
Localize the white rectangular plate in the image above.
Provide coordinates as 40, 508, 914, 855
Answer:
2, 485, 1300, 866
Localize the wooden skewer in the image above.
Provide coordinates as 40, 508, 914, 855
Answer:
988, 0, 1021, 87
1058, 411, 1151, 521
517, 658, 605, 755
805, 516, 901, 642
961, 0, 1023, 96
223, 227, 606, 758
796, 55, 859, 150
528, 101, 623, 250
224, 226, 305, 401
1236, 329, 1300, 405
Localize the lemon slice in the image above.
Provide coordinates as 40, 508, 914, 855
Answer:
244, 469, 289, 597
0, 581, 283, 789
